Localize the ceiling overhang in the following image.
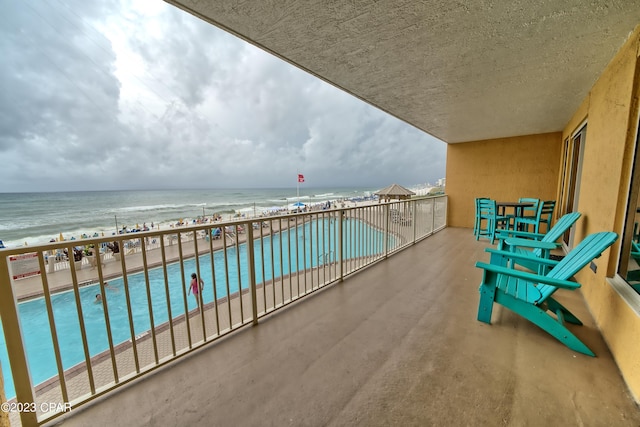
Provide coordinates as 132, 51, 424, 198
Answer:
165, 1, 640, 143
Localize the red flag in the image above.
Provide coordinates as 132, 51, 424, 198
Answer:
298, 174, 305, 183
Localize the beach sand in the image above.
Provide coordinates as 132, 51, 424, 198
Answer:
11, 200, 383, 301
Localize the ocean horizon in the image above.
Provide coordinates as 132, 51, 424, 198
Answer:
0, 186, 423, 248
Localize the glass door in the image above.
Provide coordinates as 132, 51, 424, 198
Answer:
560, 124, 587, 249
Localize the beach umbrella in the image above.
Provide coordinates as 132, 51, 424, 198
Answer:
289, 201, 306, 211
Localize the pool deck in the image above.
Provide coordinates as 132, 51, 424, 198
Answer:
40, 227, 640, 426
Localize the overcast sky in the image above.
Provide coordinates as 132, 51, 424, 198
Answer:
0, 0, 446, 193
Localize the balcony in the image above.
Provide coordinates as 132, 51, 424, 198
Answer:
2, 197, 639, 426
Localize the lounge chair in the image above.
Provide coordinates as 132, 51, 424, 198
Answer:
476, 231, 618, 356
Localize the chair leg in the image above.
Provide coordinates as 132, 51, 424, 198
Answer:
545, 296, 582, 325
477, 217, 490, 241
496, 292, 595, 356
477, 285, 496, 323
477, 271, 498, 323
489, 219, 496, 245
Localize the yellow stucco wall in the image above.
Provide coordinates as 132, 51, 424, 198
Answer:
446, 133, 562, 228
567, 26, 640, 401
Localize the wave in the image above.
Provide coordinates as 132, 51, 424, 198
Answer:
116, 204, 183, 213
285, 195, 311, 201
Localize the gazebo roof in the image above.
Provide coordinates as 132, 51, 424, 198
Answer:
375, 184, 416, 197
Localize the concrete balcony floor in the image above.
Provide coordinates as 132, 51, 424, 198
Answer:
54, 227, 640, 426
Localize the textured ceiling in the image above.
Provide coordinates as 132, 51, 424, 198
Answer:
166, 1, 640, 143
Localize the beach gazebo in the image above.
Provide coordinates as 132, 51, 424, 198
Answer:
375, 184, 416, 202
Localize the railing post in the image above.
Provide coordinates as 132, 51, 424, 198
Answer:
412, 199, 417, 243
246, 224, 259, 325
338, 210, 344, 282
0, 254, 38, 427
383, 203, 390, 257
431, 198, 437, 233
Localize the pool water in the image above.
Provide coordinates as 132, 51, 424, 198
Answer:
1, 218, 390, 398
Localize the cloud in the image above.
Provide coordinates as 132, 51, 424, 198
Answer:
0, 0, 446, 192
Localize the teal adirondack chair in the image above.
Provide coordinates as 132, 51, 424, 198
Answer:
492, 212, 581, 274
476, 231, 618, 356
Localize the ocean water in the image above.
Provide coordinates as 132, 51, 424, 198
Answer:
0, 187, 380, 248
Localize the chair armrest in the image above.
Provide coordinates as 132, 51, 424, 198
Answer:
475, 261, 580, 289
496, 229, 545, 240
485, 248, 559, 267
504, 237, 558, 250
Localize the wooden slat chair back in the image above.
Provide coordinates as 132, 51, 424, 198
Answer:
477, 231, 618, 356
518, 197, 540, 216
533, 212, 580, 254
514, 198, 544, 233
475, 198, 509, 244
493, 212, 581, 273
538, 200, 556, 233
473, 197, 490, 238
547, 232, 617, 281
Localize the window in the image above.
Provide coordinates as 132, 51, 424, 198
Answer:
558, 124, 586, 250
619, 115, 640, 295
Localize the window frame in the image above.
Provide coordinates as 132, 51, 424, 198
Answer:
617, 109, 640, 300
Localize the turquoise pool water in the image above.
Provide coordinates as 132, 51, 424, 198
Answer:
1, 218, 390, 398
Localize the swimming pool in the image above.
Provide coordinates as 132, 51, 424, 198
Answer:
1, 218, 392, 398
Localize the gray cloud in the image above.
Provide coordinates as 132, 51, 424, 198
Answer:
0, 0, 446, 192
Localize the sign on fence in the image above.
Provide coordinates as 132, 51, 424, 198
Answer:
9, 252, 41, 280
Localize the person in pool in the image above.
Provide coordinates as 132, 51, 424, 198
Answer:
187, 273, 204, 309
103, 281, 117, 291
94, 294, 102, 304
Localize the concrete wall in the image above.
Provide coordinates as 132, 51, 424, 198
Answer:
566, 26, 640, 401
445, 133, 562, 228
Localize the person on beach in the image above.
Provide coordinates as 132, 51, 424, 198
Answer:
187, 273, 204, 308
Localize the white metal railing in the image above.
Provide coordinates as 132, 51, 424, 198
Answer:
0, 195, 446, 426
